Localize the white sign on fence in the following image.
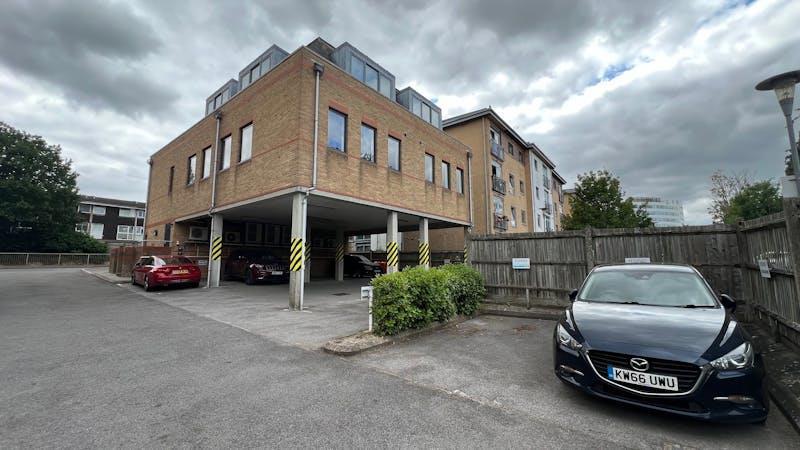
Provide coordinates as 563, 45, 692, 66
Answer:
757, 259, 771, 278
197, 259, 208, 266
625, 257, 651, 264
512, 258, 530, 270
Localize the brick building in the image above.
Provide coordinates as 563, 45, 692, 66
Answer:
404, 108, 566, 252
76, 195, 146, 248
145, 38, 472, 308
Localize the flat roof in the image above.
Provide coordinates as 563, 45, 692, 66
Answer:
80, 195, 146, 209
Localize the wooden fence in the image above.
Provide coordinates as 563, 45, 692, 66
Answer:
469, 200, 800, 345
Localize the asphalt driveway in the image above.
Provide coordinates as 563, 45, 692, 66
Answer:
350, 315, 799, 449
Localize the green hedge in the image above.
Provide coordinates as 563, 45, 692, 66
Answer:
371, 263, 486, 336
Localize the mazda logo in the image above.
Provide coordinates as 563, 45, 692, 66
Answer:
630, 357, 649, 372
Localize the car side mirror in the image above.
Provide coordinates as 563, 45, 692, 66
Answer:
134, 262, 141, 268
569, 289, 579, 302
719, 294, 736, 312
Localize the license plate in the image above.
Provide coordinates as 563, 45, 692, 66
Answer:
173, 269, 189, 274
271, 271, 283, 276
607, 366, 678, 392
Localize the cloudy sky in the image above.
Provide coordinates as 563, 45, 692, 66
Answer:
1, 0, 798, 224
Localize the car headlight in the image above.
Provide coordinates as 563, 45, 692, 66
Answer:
710, 342, 754, 370
556, 324, 583, 351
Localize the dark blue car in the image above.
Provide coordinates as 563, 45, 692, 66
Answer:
553, 264, 768, 423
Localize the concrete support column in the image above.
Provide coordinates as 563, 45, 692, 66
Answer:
418, 218, 430, 269
207, 213, 223, 288
335, 229, 345, 281
386, 211, 399, 274
289, 192, 307, 310
304, 231, 311, 283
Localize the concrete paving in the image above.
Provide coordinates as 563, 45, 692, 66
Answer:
351, 315, 799, 449
0, 268, 614, 448
119, 277, 372, 350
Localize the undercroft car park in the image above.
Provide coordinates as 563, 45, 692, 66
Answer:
4, 25, 800, 448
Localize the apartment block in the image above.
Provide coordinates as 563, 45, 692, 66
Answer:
76, 195, 146, 247
145, 37, 471, 308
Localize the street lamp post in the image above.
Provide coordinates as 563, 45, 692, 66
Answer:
756, 70, 800, 196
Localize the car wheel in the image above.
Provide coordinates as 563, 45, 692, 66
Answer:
144, 275, 154, 292
131, 274, 137, 286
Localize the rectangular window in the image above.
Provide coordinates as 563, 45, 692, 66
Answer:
202, 147, 211, 179
388, 136, 401, 171
511, 207, 517, 228
220, 136, 231, 170
90, 223, 104, 239
119, 208, 135, 218
456, 168, 464, 194
92, 205, 106, 216
431, 109, 440, 127
327, 109, 346, 152
379, 74, 391, 98
536, 186, 540, 199
520, 181, 525, 194
76, 222, 89, 233
250, 64, 260, 84
365, 64, 378, 90
206, 100, 214, 115
116, 225, 144, 241
422, 103, 431, 123
350, 55, 364, 80
79, 203, 92, 214
187, 154, 197, 185
168, 166, 174, 194
240, 123, 253, 162
534, 159, 539, 170
360, 124, 376, 162
508, 143, 514, 156
441, 161, 450, 189
522, 210, 527, 224
136, 209, 146, 219
412, 97, 422, 117
424, 153, 434, 183
214, 94, 222, 109
508, 174, 515, 195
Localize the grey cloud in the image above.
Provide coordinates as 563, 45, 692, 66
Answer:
0, 0, 175, 116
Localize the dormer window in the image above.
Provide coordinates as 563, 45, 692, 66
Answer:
348, 54, 392, 99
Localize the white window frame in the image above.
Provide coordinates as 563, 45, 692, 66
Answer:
118, 208, 135, 218
78, 204, 92, 214
424, 153, 435, 183
187, 154, 197, 185
202, 147, 212, 179
441, 161, 450, 189
220, 136, 232, 170
455, 168, 464, 194
240, 124, 253, 162
388, 136, 401, 171
90, 223, 104, 239
92, 206, 106, 216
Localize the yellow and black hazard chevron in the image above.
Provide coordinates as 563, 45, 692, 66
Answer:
211, 236, 223, 261
305, 242, 311, 261
463, 244, 469, 262
418, 242, 430, 266
335, 243, 344, 261
387, 241, 399, 267
290, 238, 304, 271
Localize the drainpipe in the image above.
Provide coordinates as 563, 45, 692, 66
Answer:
311, 62, 324, 190
467, 151, 474, 228
142, 158, 153, 247
481, 117, 491, 232
209, 111, 223, 212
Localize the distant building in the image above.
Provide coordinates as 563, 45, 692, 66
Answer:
348, 233, 403, 253
631, 197, 684, 227
76, 195, 146, 247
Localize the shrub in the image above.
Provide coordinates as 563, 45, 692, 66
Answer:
370, 263, 487, 336
403, 266, 455, 324
370, 271, 421, 336
439, 263, 486, 316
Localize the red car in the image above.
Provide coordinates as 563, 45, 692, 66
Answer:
131, 255, 201, 291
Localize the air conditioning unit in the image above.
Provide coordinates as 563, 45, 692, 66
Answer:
224, 231, 241, 243
188, 226, 208, 241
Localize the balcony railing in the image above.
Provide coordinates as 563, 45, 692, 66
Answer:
494, 214, 508, 231
542, 173, 550, 187
490, 141, 504, 160
491, 175, 507, 194
540, 199, 553, 215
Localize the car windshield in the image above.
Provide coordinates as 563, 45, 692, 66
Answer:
158, 256, 194, 265
578, 269, 717, 307
353, 255, 372, 264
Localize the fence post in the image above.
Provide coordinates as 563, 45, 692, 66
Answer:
86, 254, 91, 266
57, 254, 62, 265
784, 198, 800, 309
25, 253, 29, 265
735, 221, 754, 322
583, 227, 595, 272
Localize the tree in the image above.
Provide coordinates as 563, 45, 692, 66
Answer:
562, 170, 653, 230
708, 170, 752, 223
0, 122, 106, 252
723, 181, 782, 224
